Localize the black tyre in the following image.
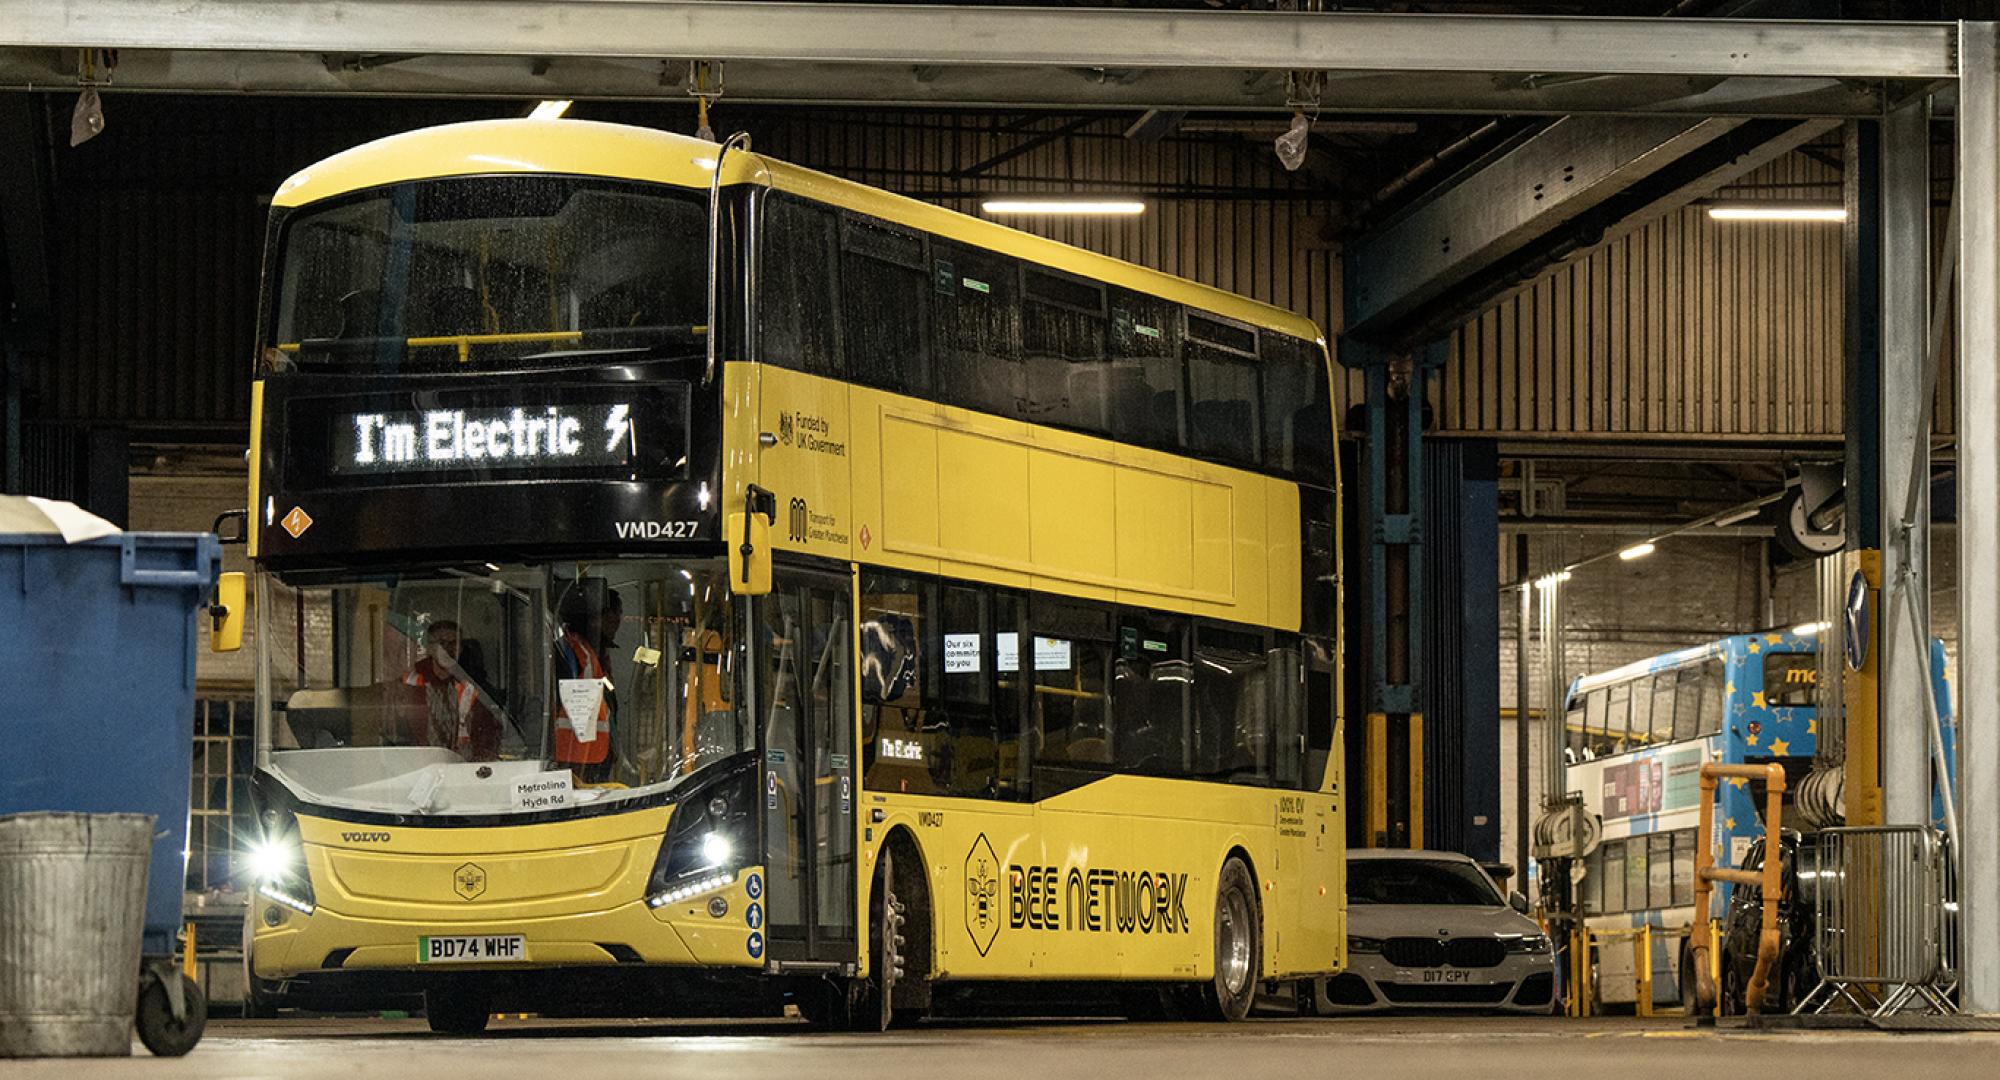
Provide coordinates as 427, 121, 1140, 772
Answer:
1677, 941, 1697, 1012
1199, 858, 1261, 1022
241, 973, 280, 1020
1719, 962, 1745, 1017
424, 987, 492, 1035
848, 841, 929, 1031
240, 902, 282, 1018
135, 973, 207, 1057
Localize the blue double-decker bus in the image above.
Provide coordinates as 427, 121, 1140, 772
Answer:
1563, 630, 1822, 1009
1563, 628, 1955, 1010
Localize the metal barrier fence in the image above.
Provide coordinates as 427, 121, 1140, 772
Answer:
1798, 825, 1955, 1016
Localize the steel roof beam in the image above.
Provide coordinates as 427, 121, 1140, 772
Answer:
0, 2, 1956, 79
0, 53, 1902, 117
0, 3, 1951, 115
1344, 114, 1835, 343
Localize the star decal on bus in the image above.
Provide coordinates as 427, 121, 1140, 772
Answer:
1768, 738, 1790, 756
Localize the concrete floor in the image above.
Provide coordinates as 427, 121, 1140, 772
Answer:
8, 1015, 2000, 1079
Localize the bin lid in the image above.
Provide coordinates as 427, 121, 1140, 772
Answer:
0, 496, 121, 544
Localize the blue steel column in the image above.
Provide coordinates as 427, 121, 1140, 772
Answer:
1954, 19, 2000, 1015
1344, 340, 1438, 848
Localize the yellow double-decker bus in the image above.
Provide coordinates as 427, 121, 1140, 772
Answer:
232, 118, 1343, 1030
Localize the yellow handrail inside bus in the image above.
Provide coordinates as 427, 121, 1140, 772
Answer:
276, 326, 707, 364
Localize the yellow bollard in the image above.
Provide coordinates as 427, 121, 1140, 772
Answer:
182, 921, 197, 982
1575, 928, 1594, 1018
1707, 918, 1722, 1018
1634, 925, 1654, 1018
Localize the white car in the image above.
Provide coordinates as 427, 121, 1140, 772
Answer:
1317, 849, 1557, 1013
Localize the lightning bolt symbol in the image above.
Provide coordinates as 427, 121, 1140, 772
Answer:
604, 403, 633, 454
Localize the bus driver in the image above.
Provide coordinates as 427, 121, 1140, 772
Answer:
400, 619, 500, 760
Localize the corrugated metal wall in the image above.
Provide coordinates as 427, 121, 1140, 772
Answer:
743, 111, 1354, 402
29, 96, 496, 433
1439, 152, 1850, 441
28, 100, 1941, 446
1422, 438, 1501, 861
22, 98, 1352, 435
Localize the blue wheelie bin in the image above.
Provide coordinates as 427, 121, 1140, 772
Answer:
0, 504, 221, 1056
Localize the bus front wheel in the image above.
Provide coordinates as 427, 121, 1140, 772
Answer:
424, 987, 492, 1035
1198, 858, 1261, 1022
848, 838, 930, 1031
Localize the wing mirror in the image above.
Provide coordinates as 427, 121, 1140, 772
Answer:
210, 571, 246, 653
727, 485, 778, 596
1508, 890, 1529, 914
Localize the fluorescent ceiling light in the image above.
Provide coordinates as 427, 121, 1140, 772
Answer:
1707, 204, 1845, 223
529, 99, 573, 120
981, 199, 1146, 216
1618, 542, 1656, 561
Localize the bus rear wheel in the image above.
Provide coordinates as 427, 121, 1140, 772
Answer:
1198, 858, 1261, 1022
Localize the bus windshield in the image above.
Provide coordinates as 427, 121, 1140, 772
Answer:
259, 560, 743, 816
1348, 858, 1502, 907
271, 176, 709, 372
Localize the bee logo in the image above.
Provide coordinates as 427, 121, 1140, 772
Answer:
453, 862, 488, 901
965, 834, 1002, 956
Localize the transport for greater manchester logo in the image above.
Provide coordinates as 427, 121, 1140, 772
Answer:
965, 835, 1001, 956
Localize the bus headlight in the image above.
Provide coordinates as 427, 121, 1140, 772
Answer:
645, 756, 755, 909
245, 811, 315, 916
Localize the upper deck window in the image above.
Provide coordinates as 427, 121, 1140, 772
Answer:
272, 176, 707, 373
1762, 651, 1817, 708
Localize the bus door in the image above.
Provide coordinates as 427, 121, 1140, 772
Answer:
754, 569, 859, 969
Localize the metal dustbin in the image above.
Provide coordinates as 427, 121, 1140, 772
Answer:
0, 501, 221, 1056
0, 813, 155, 1056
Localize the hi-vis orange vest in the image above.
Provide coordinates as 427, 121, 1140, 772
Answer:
555, 630, 611, 766
402, 659, 479, 753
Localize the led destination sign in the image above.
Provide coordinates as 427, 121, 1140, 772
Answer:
315, 384, 686, 481
343, 404, 625, 471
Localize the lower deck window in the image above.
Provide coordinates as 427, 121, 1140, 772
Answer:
859, 569, 1323, 799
